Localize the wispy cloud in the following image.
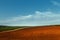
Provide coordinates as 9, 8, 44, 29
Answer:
0, 15, 32, 23
51, 1, 60, 6
0, 11, 60, 26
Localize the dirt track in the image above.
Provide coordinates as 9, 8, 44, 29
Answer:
0, 25, 60, 40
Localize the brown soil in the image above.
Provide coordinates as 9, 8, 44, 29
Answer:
0, 25, 60, 40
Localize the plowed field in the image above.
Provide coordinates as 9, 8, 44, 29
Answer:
0, 25, 60, 40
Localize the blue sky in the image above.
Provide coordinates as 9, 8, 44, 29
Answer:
0, 0, 60, 26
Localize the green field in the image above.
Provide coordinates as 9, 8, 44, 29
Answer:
0, 25, 24, 32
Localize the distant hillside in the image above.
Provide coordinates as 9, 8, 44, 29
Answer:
0, 25, 60, 32
0, 25, 24, 32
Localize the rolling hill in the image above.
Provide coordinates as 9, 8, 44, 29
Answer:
0, 25, 60, 40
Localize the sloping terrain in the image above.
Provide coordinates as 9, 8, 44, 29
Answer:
0, 25, 60, 40
0, 25, 24, 32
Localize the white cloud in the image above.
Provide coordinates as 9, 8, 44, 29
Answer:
0, 15, 32, 23
0, 11, 60, 26
51, 1, 60, 6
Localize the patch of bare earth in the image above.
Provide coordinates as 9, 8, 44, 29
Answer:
0, 25, 60, 40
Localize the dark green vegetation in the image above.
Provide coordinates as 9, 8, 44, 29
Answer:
0, 25, 24, 32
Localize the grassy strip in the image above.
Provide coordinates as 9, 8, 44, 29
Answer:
0, 26, 23, 32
